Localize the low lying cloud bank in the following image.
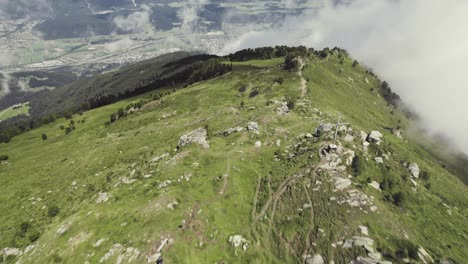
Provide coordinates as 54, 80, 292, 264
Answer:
221, 0, 468, 153
113, 4, 152, 33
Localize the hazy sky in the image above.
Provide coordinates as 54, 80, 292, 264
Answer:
221, 0, 468, 153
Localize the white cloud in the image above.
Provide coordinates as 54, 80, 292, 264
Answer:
221, 0, 468, 153
113, 4, 151, 33
178, 0, 209, 32
0, 52, 18, 67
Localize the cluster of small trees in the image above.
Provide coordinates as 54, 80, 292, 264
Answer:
249, 89, 259, 98
284, 55, 300, 70
60, 119, 76, 135
380, 81, 401, 107
187, 59, 232, 84
107, 99, 147, 125
286, 98, 296, 110
17, 221, 41, 244
228, 46, 309, 62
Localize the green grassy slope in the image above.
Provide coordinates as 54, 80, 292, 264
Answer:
0, 103, 29, 122
0, 51, 466, 263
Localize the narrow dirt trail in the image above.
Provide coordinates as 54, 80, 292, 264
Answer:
252, 170, 262, 220
219, 155, 231, 196
297, 58, 307, 98
302, 182, 315, 256
254, 175, 299, 222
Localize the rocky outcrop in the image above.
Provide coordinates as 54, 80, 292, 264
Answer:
228, 235, 249, 251
99, 244, 140, 263
418, 246, 434, 264
361, 131, 368, 142
304, 254, 324, 264
246, 122, 260, 134
350, 256, 392, 264
345, 189, 372, 208
277, 102, 290, 115
96, 192, 109, 204
56, 223, 71, 236
334, 176, 352, 191
223, 126, 244, 136
167, 201, 178, 210
391, 128, 403, 139
318, 145, 347, 171
345, 134, 355, 143
358, 225, 369, 236
1, 248, 22, 260
343, 150, 355, 165
222, 122, 260, 136
178, 128, 209, 149
408, 163, 420, 178
368, 181, 381, 191
151, 153, 169, 163
367, 131, 383, 144
342, 235, 391, 264
318, 123, 334, 132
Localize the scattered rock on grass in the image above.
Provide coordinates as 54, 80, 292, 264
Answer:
277, 102, 290, 115
246, 122, 260, 134
319, 123, 334, 132
304, 254, 324, 264
409, 163, 420, 178
334, 177, 352, 191
167, 201, 178, 210
96, 192, 109, 204
228, 235, 249, 252
367, 131, 383, 144
345, 134, 355, 143
56, 223, 71, 236
418, 246, 434, 264
1, 248, 22, 259
358, 225, 369, 236
152, 153, 169, 163
368, 181, 381, 191
178, 128, 209, 149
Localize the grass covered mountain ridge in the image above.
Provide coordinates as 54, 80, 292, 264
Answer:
0, 47, 466, 263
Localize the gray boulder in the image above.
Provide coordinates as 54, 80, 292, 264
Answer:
246, 122, 260, 134
374, 157, 383, 164
319, 123, 334, 132
418, 246, 434, 264
367, 131, 383, 144
409, 163, 420, 178
178, 128, 210, 149
1, 248, 22, 259
305, 254, 324, 264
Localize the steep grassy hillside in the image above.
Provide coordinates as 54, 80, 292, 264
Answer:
0, 50, 466, 263
0, 103, 29, 122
